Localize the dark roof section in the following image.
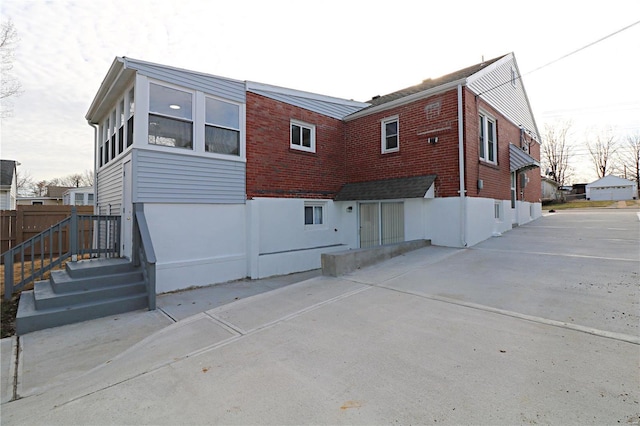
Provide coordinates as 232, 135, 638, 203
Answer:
509, 144, 540, 172
364, 55, 507, 108
46, 186, 73, 198
335, 175, 437, 201
0, 160, 16, 187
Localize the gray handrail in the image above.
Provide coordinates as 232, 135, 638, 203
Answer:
133, 203, 156, 310
2, 208, 121, 300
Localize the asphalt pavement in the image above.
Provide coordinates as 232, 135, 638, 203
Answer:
1, 207, 638, 425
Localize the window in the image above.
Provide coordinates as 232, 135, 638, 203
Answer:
290, 120, 315, 153
381, 116, 399, 153
127, 88, 134, 147
88, 193, 94, 204
148, 83, 193, 149
494, 201, 502, 221
118, 99, 125, 154
110, 110, 116, 159
75, 193, 85, 205
205, 97, 240, 156
103, 118, 110, 165
479, 112, 497, 163
304, 203, 324, 225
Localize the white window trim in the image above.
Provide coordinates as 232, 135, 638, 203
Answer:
479, 111, 497, 164
304, 201, 326, 228
381, 115, 399, 154
290, 119, 316, 153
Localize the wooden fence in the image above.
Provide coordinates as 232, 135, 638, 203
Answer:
1, 205, 94, 261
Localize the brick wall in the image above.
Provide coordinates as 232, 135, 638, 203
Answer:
345, 89, 462, 197
245, 92, 347, 199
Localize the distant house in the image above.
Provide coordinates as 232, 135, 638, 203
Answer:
541, 177, 560, 203
0, 159, 18, 210
86, 53, 541, 293
17, 186, 72, 206
63, 186, 95, 206
586, 175, 637, 201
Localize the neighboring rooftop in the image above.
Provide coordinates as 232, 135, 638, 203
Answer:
1, 160, 17, 187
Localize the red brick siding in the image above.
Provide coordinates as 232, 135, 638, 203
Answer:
463, 89, 541, 202
345, 90, 462, 197
245, 92, 347, 199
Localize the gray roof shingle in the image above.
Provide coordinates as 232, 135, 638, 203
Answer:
0, 160, 16, 187
363, 55, 506, 108
335, 175, 437, 201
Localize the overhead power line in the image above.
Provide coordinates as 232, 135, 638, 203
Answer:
477, 20, 640, 97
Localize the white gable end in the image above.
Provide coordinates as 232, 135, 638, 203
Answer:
467, 53, 540, 142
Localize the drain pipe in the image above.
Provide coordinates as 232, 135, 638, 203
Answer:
457, 84, 467, 247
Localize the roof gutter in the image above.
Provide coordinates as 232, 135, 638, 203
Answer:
457, 84, 467, 247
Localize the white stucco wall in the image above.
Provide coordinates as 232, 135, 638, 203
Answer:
247, 198, 350, 279
426, 197, 463, 247
144, 203, 247, 293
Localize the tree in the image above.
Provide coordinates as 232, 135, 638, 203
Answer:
587, 128, 618, 179
541, 121, 573, 186
15, 168, 34, 196
618, 133, 640, 197
0, 18, 22, 117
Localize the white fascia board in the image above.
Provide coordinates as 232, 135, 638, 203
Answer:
122, 57, 246, 86
246, 81, 370, 108
344, 79, 466, 121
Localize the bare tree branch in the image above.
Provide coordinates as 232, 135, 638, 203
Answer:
587, 128, 618, 179
1, 18, 22, 117
542, 120, 573, 187
618, 132, 640, 197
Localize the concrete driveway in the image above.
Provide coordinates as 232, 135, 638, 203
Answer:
1, 208, 638, 425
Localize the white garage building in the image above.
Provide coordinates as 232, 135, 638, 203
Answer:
586, 175, 637, 201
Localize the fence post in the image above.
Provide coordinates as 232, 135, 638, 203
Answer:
70, 207, 78, 261
4, 251, 13, 300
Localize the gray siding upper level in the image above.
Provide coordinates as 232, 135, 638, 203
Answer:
467, 55, 540, 142
123, 57, 246, 103
96, 160, 123, 215
134, 149, 245, 204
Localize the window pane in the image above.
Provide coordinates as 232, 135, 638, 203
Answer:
206, 97, 239, 129
205, 125, 240, 155
149, 83, 192, 120
88, 194, 94, 203
292, 124, 301, 146
385, 121, 397, 137
75, 193, 84, 204
479, 116, 485, 158
111, 135, 116, 159
304, 206, 313, 224
314, 206, 323, 224
119, 100, 125, 126
148, 114, 193, 149
386, 135, 398, 150
302, 127, 311, 148
488, 120, 495, 161
127, 116, 134, 147
128, 88, 135, 117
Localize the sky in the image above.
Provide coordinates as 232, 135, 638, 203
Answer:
1, 0, 639, 185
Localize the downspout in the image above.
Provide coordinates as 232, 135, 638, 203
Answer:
88, 121, 98, 214
457, 84, 467, 247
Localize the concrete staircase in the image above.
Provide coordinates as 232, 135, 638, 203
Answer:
16, 258, 149, 335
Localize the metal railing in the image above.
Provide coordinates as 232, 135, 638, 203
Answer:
132, 203, 156, 310
3, 208, 121, 299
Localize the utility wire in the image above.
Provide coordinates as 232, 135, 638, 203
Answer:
477, 20, 640, 97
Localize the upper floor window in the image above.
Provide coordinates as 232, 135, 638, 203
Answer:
205, 97, 240, 156
127, 88, 134, 147
381, 116, 399, 153
148, 83, 193, 149
479, 112, 496, 163
290, 120, 316, 153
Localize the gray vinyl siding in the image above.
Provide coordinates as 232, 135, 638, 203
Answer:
467, 57, 540, 141
134, 149, 245, 204
96, 160, 123, 215
123, 58, 245, 103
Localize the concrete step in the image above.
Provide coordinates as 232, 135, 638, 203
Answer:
33, 279, 147, 310
16, 290, 148, 335
66, 258, 136, 279
50, 269, 144, 293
